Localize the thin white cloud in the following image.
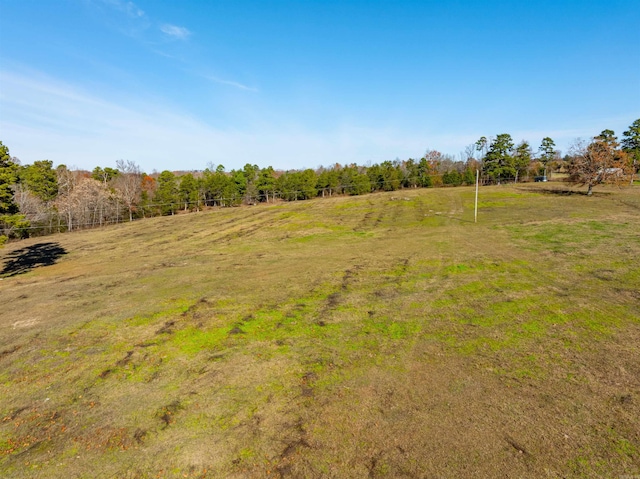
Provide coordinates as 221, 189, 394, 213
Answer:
160, 24, 191, 40
87, 0, 150, 37
0, 70, 434, 172
100, 0, 145, 18
203, 75, 257, 92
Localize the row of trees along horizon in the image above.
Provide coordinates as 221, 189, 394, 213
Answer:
1, 119, 639, 242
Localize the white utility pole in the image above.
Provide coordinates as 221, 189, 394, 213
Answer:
474, 169, 479, 223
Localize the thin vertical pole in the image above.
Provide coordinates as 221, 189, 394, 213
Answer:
474, 169, 479, 223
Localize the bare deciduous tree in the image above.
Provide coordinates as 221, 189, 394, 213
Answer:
13, 184, 53, 234
462, 143, 476, 162
567, 136, 632, 196
55, 166, 79, 231
114, 160, 142, 221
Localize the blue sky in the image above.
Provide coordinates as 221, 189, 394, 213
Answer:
1, 0, 639, 172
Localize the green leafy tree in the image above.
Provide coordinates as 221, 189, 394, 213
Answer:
342, 165, 371, 195
350, 172, 371, 196
380, 161, 401, 191
202, 167, 227, 207
178, 173, 199, 211
483, 134, 515, 183
0, 142, 10, 164
0, 141, 29, 239
475, 136, 488, 160
316, 168, 337, 197
229, 169, 247, 206
622, 119, 640, 174
283, 170, 318, 200
91, 166, 120, 185
0, 141, 19, 215
19, 160, 58, 202
241, 163, 260, 204
366, 161, 399, 192
462, 167, 476, 185
275, 172, 294, 201
275, 171, 299, 201
595, 129, 617, 147
538, 137, 556, 177
321, 165, 342, 196
421, 150, 448, 186
442, 169, 462, 186
256, 166, 277, 202
154, 171, 179, 215
401, 159, 420, 188
299, 169, 319, 199
276, 169, 319, 201
513, 141, 532, 182
417, 157, 433, 187
366, 164, 383, 191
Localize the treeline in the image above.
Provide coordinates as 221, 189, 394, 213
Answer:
0, 155, 480, 239
475, 124, 639, 190
1, 119, 638, 241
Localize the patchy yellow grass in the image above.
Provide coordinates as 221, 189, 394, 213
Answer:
1, 183, 639, 478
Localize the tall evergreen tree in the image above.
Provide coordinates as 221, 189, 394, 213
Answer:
0, 142, 30, 239
622, 119, 640, 174
0, 141, 20, 215
513, 141, 532, 182
178, 173, 199, 211
538, 137, 556, 177
483, 134, 515, 183
256, 166, 277, 202
202, 167, 230, 207
154, 171, 179, 215
19, 160, 59, 202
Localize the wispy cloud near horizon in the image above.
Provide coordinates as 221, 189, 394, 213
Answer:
160, 24, 191, 40
5, 65, 625, 173
0, 69, 436, 172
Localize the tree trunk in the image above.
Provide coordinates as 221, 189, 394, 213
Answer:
587, 183, 593, 196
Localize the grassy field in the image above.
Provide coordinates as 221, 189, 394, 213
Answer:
1, 183, 639, 478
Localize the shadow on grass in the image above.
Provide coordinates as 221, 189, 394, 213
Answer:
516, 186, 612, 196
443, 215, 475, 224
1, 242, 67, 277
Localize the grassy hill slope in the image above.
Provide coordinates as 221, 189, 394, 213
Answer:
1, 184, 639, 478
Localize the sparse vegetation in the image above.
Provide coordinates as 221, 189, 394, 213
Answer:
1, 184, 639, 478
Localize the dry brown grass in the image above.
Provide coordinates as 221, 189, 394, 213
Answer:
1, 183, 639, 478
